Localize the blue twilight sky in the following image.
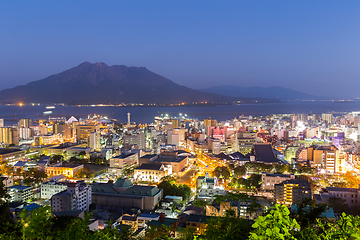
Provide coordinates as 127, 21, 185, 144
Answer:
0, 1, 359, 98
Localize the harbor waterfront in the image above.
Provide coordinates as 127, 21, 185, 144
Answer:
1, 100, 360, 124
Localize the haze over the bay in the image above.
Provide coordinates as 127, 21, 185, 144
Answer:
0, 1, 359, 98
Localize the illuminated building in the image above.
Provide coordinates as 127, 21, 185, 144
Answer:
1, 176, 13, 188
237, 132, 257, 155
207, 137, 221, 154
284, 146, 299, 162
134, 163, 172, 182
19, 127, 33, 140
75, 125, 98, 145
46, 162, 83, 177
321, 113, 333, 124
203, 117, 217, 128
307, 145, 340, 173
89, 132, 101, 151
206, 202, 238, 217
18, 119, 32, 128
0, 148, 26, 165
185, 214, 211, 235
0, 127, 18, 145
33, 134, 63, 146
274, 179, 311, 206
8, 185, 34, 202
139, 151, 188, 173
196, 173, 225, 201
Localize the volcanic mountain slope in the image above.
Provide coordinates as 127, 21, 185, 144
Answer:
0, 62, 238, 105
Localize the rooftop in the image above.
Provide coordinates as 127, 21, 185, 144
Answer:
147, 218, 178, 227
0, 148, 23, 155
326, 187, 360, 192
9, 185, 31, 190
114, 178, 133, 188
153, 155, 187, 163
92, 182, 161, 197
187, 214, 210, 223
135, 163, 164, 171
251, 143, 280, 163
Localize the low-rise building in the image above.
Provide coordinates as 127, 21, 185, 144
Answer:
0, 148, 26, 165
108, 152, 138, 176
91, 178, 163, 211
206, 202, 238, 217
134, 163, 172, 182
1, 176, 14, 188
261, 172, 295, 191
8, 185, 34, 202
314, 186, 360, 208
196, 173, 225, 201
46, 162, 83, 177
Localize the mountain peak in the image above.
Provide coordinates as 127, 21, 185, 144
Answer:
0, 63, 238, 105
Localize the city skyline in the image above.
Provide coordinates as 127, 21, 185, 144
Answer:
0, 1, 359, 98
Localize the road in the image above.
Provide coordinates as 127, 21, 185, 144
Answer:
178, 169, 197, 186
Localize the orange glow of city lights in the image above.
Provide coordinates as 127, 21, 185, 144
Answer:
19, 103, 23, 106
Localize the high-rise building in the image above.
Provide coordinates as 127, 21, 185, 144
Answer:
275, 179, 311, 206
321, 113, 333, 124
51, 180, 91, 212
204, 118, 217, 128
75, 125, 98, 144
89, 132, 101, 151
307, 145, 340, 173
0, 119, 4, 128
18, 119, 32, 128
0, 127, 18, 145
19, 127, 33, 140
124, 133, 146, 150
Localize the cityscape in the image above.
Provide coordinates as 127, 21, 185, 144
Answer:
1, 1, 360, 239
1, 110, 360, 239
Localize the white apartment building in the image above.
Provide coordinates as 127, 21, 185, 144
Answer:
51, 180, 91, 212
41, 181, 67, 200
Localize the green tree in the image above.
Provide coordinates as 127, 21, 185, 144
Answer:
19, 206, 53, 239
0, 181, 17, 235
220, 166, 231, 179
248, 174, 261, 189
191, 198, 207, 213
275, 164, 288, 174
289, 199, 327, 229
50, 154, 64, 164
249, 204, 300, 240
204, 210, 252, 240
78, 151, 87, 158
228, 163, 235, 170
233, 166, 246, 178
212, 167, 221, 178
157, 179, 191, 201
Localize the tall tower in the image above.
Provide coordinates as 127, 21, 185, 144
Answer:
127, 113, 131, 126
